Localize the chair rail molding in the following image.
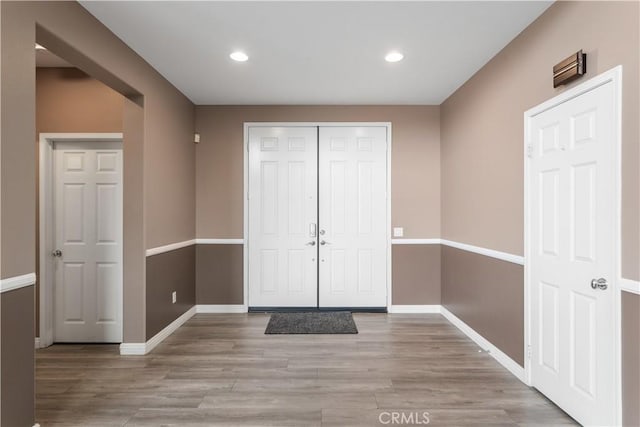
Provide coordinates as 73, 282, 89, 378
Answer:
0, 273, 36, 293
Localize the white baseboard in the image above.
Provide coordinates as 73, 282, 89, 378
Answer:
388, 305, 441, 314
119, 342, 146, 356
119, 306, 196, 355
440, 306, 526, 383
196, 304, 441, 314
196, 304, 248, 313
34, 337, 41, 349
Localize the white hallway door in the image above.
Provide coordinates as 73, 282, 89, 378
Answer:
248, 125, 388, 308
318, 127, 388, 307
529, 80, 617, 425
53, 142, 123, 342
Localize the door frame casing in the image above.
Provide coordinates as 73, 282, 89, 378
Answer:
523, 66, 622, 423
39, 132, 124, 347
243, 122, 393, 310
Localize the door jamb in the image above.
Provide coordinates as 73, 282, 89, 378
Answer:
38, 133, 124, 347
523, 66, 622, 423
243, 122, 393, 309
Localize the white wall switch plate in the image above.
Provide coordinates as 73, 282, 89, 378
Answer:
393, 227, 404, 237
172, 291, 177, 304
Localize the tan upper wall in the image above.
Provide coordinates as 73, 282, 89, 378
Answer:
195, 106, 440, 239
143, 80, 195, 249
1, 1, 195, 280
441, 1, 639, 280
36, 67, 124, 133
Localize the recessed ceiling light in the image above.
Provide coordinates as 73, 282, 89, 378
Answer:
385, 51, 404, 63
230, 51, 249, 62
35, 43, 47, 50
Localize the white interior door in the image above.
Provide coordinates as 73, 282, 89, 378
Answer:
53, 141, 123, 342
529, 81, 617, 425
248, 127, 319, 307
318, 127, 388, 307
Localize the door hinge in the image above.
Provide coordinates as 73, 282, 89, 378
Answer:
526, 145, 533, 158
527, 344, 532, 359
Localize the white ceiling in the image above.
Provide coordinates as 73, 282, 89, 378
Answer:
80, 1, 552, 105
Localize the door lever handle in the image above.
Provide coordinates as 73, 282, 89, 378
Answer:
590, 278, 608, 290
320, 240, 331, 246
306, 241, 316, 246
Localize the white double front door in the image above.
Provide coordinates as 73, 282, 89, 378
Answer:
248, 125, 388, 308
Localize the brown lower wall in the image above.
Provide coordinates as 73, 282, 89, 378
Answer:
1, 286, 35, 427
441, 245, 524, 366
145, 246, 196, 340
392, 244, 441, 305
196, 244, 244, 305
622, 291, 640, 427
195, 243, 443, 306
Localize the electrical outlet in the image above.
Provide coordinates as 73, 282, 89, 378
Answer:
393, 227, 404, 237
172, 291, 177, 304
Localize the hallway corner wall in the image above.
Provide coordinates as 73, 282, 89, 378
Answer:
439, 1, 639, 422
1, 2, 196, 423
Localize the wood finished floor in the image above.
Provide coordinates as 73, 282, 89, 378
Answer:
36, 313, 576, 426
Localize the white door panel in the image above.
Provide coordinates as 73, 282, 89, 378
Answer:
318, 127, 388, 307
530, 81, 616, 425
248, 127, 318, 307
54, 142, 122, 342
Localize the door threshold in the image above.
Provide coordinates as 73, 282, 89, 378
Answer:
249, 307, 388, 313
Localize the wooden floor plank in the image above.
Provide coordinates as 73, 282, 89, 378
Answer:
35, 313, 576, 426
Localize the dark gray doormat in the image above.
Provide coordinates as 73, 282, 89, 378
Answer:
265, 311, 358, 334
